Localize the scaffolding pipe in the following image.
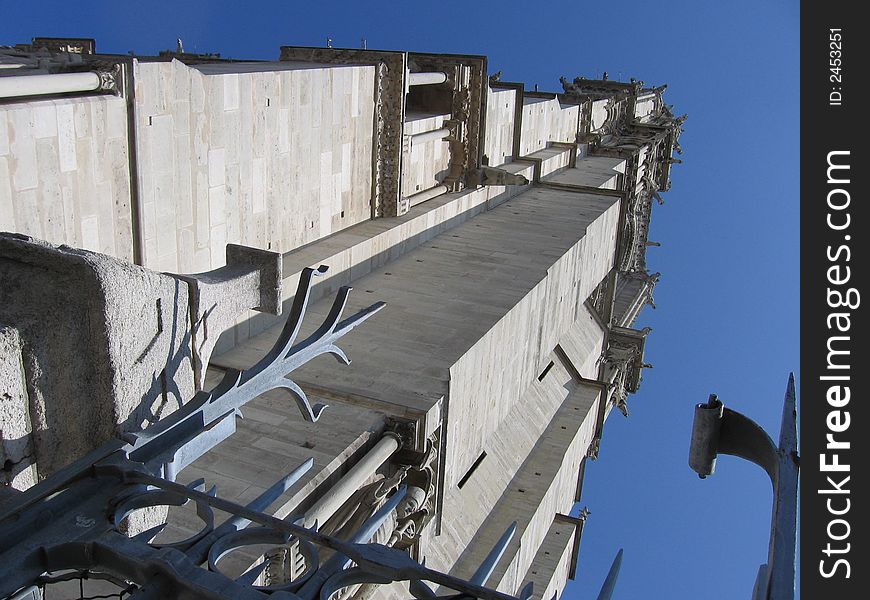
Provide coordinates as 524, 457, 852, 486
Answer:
0, 72, 102, 99
407, 184, 449, 208
409, 127, 451, 148
407, 71, 448, 87
303, 433, 400, 528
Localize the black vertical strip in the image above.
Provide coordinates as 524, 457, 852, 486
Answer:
457, 451, 487, 489
802, 3, 868, 597
122, 57, 145, 265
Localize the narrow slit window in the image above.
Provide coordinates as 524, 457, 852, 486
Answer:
538, 361, 555, 381
457, 451, 487, 489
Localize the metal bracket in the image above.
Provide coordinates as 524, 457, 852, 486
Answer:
688, 375, 799, 600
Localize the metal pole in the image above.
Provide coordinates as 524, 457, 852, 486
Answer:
766, 374, 798, 600
470, 522, 518, 586
0, 72, 102, 98
408, 127, 451, 148
303, 433, 401, 528
596, 548, 624, 600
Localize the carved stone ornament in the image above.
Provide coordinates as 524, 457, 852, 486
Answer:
389, 432, 439, 550
306, 428, 439, 566
560, 76, 641, 101
466, 165, 529, 187
602, 327, 650, 416
587, 275, 612, 323
95, 63, 121, 93
409, 53, 487, 191
72, 60, 125, 96
586, 437, 601, 460
616, 155, 651, 274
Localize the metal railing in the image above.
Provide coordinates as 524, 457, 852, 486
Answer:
0, 266, 525, 600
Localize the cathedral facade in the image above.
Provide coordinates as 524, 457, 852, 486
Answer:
0, 37, 683, 599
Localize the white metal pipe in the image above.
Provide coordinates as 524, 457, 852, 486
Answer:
303, 433, 400, 528
409, 127, 450, 147
407, 184, 448, 208
0, 72, 102, 99
407, 71, 448, 87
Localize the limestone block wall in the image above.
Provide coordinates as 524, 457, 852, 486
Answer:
0, 96, 134, 261
634, 92, 658, 120
520, 519, 577, 600
557, 305, 607, 380
426, 352, 579, 568
520, 146, 573, 181
518, 97, 579, 156
133, 60, 376, 273
215, 169, 534, 355
401, 112, 451, 198
537, 209, 619, 355
483, 87, 517, 166
612, 274, 650, 328
213, 184, 618, 492
543, 155, 625, 190
590, 99, 609, 131
445, 189, 619, 486
490, 384, 599, 594
425, 379, 600, 595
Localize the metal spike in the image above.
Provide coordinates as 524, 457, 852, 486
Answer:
322, 343, 350, 365
596, 548, 624, 600
236, 560, 269, 587
517, 581, 534, 600
275, 379, 327, 422
470, 521, 517, 585
132, 523, 166, 544
188, 478, 207, 493
264, 265, 328, 366
298, 486, 410, 600
304, 285, 352, 345
349, 485, 408, 544
184, 458, 315, 564
767, 374, 798, 600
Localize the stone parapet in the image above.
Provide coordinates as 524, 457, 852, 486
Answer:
0, 233, 282, 483
0, 233, 196, 478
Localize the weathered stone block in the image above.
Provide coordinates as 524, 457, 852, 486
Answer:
0, 233, 196, 478
0, 325, 37, 489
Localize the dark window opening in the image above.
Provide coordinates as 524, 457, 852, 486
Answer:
457, 451, 487, 489
538, 361, 555, 381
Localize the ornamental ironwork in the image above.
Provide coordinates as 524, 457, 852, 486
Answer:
0, 266, 524, 600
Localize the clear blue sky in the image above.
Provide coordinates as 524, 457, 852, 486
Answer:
3, 1, 800, 598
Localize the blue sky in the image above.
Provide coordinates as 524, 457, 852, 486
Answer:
3, 1, 800, 598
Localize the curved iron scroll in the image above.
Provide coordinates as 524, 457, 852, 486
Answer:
0, 265, 524, 600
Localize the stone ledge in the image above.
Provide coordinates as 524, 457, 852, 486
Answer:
213, 174, 534, 356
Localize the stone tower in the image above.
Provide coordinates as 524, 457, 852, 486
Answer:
1, 38, 683, 599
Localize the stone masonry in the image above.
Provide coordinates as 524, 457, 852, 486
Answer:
0, 39, 683, 600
